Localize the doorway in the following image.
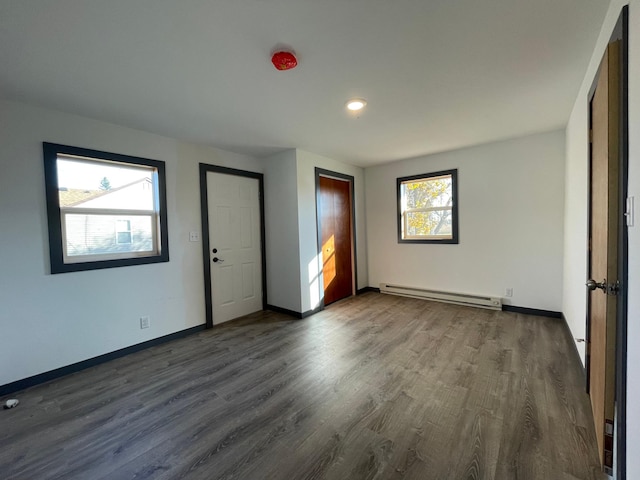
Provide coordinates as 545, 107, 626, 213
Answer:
585, 7, 628, 477
315, 168, 356, 306
199, 164, 266, 327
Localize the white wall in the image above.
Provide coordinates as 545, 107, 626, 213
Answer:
366, 130, 566, 312
263, 150, 302, 312
296, 150, 368, 313
0, 99, 263, 386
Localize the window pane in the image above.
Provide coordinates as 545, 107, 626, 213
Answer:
116, 231, 132, 244
116, 219, 131, 232
57, 157, 155, 210
402, 175, 452, 209
397, 169, 458, 243
64, 213, 154, 257
405, 210, 452, 237
44, 143, 169, 273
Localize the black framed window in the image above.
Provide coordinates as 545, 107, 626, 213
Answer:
397, 169, 458, 244
43, 143, 169, 273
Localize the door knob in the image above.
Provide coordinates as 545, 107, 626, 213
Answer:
212, 248, 217, 253
212, 257, 224, 263
586, 278, 607, 292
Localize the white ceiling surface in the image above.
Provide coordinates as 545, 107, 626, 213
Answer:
0, 1, 609, 166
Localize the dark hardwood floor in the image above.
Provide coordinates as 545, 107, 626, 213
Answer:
0, 293, 605, 479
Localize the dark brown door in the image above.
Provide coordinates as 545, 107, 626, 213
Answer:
319, 176, 354, 305
587, 39, 620, 473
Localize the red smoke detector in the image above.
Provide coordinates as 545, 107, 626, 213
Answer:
271, 51, 297, 71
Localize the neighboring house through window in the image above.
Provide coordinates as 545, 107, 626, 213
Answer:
43, 143, 169, 273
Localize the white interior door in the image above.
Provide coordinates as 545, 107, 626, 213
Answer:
207, 172, 262, 324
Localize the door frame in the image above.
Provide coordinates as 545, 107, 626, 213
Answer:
314, 168, 357, 309
199, 164, 267, 328
615, 8, 629, 478
585, 6, 628, 478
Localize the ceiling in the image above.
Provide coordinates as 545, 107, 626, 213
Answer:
0, 0, 609, 167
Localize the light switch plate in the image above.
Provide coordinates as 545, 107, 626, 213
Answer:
626, 197, 634, 227
189, 231, 200, 242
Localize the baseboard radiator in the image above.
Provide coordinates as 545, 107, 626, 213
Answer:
379, 283, 502, 310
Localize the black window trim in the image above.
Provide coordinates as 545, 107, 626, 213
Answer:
396, 168, 459, 244
43, 142, 170, 274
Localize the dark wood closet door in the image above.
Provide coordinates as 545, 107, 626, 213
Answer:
319, 176, 353, 305
586, 40, 620, 473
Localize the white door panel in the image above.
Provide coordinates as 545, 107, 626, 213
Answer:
207, 172, 262, 324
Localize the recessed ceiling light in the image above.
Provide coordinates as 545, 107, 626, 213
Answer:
346, 98, 367, 111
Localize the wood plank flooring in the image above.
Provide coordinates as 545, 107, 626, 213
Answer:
0, 293, 605, 479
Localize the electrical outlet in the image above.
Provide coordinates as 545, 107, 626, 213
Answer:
140, 316, 150, 329
505, 288, 513, 298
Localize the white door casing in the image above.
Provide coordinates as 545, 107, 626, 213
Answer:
207, 172, 262, 324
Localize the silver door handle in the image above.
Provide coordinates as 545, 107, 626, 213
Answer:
212, 257, 224, 263
586, 278, 606, 292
